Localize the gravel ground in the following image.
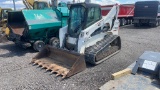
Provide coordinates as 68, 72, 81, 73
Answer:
0, 25, 160, 90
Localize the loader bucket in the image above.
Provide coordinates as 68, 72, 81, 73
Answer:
31, 46, 86, 78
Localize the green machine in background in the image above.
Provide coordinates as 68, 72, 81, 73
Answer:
7, 2, 69, 51
0, 8, 12, 27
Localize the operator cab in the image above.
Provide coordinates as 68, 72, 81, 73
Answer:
33, 1, 49, 10
0, 9, 12, 20
68, 3, 102, 38
65, 3, 102, 50
0, 8, 12, 26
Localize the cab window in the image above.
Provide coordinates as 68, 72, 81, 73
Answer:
33, 2, 48, 9
2, 10, 9, 19
86, 7, 101, 27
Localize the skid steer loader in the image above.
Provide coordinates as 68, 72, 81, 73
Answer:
31, 3, 121, 78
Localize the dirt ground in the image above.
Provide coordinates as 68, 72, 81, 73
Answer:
0, 25, 160, 90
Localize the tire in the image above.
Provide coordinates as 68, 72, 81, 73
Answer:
119, 19, 123, 26
33, 40, 45, 52
134, 23, 138, 27
126, 19, 129, 25
122, 18, 127, 26
49, 37, 60, 48
134, 23, 140, 27
155, 21, 159, 27
128, 19, 132, 24
130, 20, 133, 24
149, 23, 154, 27
151, 21, 159, 27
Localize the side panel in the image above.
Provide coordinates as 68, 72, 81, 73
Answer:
22, 9, 61, 29
101, 5, 113, 16
28, 26, 60, 43
59, 26, 68, 48
118, 5, 134, 18
101, 4, 134, 18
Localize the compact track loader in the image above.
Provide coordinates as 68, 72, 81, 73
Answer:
31, 3, 121, 78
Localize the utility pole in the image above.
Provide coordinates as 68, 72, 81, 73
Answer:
13, 0, 16, 11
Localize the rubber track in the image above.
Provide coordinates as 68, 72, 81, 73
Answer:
85, 35, 120, 65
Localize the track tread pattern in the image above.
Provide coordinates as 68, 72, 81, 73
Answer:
85, 35, 120, 65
